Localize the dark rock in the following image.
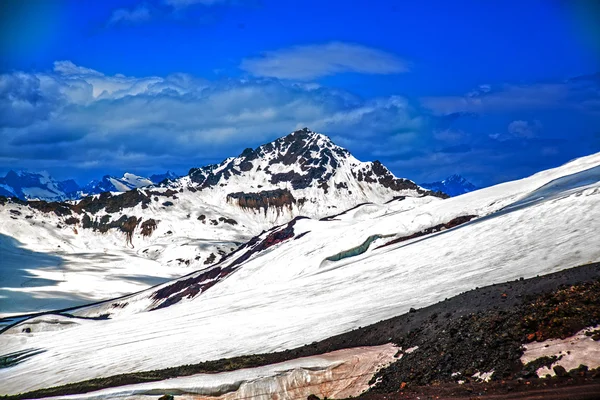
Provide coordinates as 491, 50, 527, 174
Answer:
377, 215, 477, 249
218, 217, 238, 225
227, 189, 295, 215
140, 219, 157, 237
64, 217, 79, 225
204, 253, 216, 265
553, 365, 569, 377
28, 200, 72, 216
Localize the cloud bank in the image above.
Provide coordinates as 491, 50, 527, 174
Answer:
0, 61, 421, 178
1, 62, 598, 185
241, 42, 409, 80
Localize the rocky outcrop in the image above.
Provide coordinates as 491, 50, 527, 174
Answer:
140, 219, 157, 237
227, 189, 296, 215
74, 190, 151, 214
376, 215, 477, 249
81, 214, 140, 246
149, 217, 305, 311
28, 200, 73, 216
356, 161, 447, 198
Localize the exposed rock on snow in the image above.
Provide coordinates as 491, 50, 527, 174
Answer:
521, 327, 600, 378
226, 189, 297, 216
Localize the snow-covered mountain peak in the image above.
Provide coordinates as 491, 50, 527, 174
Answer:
442, 174, 469, 184
82, 173, 155, 195
182, 128, 440, 218
189, 128, 425, 189
421, 174, 478, 197
0, 170, 74, 201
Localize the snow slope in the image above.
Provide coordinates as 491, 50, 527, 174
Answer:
1, 152, 599, 395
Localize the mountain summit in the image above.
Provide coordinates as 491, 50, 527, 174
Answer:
181, 128, 440, 217
82, 173, 154, 195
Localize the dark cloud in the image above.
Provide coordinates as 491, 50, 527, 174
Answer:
0, 61, 423, 180
1, 62, 598, 186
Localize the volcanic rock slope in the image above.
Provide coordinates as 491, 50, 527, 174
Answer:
0, 129, 435, 315
1, 148, 599, 396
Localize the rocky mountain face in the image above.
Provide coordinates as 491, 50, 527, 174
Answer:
1, 129, 439, 208
183, 128, 443, 217
421, 174, 477, 197
3, 129, 442, 230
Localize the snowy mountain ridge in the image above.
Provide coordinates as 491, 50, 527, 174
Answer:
0, 170, 78, 201
0, 170, 177, 201
171, 128, 440, 217
82, 173, 154, 196
421, 174, 478, 197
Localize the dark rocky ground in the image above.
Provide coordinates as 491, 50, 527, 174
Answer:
3, 262, 600, 399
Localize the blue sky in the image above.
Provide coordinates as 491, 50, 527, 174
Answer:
0, 0, 599, 186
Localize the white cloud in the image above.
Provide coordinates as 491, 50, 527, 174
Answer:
508, 120, 542, 138
421, 76, 600, 116
108, 4, 152, 25
240, 42, 409, 80
164, 0, 239, 8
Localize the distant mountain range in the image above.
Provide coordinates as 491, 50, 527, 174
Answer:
420, 174, 478, 197
1, 158, 477, 202
0, 170, 178, 201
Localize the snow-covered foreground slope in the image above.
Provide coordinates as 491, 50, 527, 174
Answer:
1, 152, 599, 395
